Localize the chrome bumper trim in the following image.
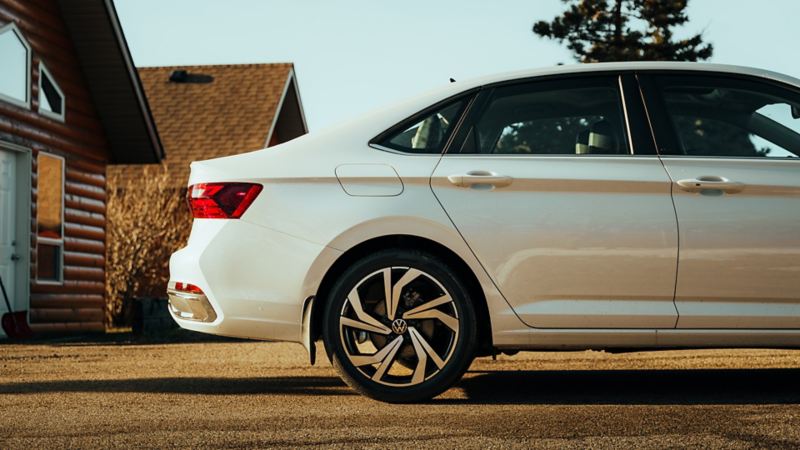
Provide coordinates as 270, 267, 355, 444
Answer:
167, 289, 217, 322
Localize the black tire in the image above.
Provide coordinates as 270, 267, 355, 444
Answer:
322, 248, 477, 403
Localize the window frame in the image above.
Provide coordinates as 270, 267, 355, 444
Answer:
38, 62, 66, 122
0, 22, 32, 109
638, 71, 800, 159
35, 151, 65, 285
444, 73, 653, 157
369, 90, 478, 155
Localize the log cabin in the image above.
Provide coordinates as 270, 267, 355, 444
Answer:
0, 0, 163, 336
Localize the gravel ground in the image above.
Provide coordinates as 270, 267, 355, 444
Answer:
1, 338, 800, 449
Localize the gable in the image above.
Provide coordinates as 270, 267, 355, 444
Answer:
112, 63, 304, 186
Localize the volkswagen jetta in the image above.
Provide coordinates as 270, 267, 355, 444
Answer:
168, 62, 800, 402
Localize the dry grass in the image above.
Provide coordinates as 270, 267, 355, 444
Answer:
105, 164, 192, 326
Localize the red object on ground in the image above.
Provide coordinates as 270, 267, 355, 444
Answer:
2, 311, 34, 339
0, 274, 34, 339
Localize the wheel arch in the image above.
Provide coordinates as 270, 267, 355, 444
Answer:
311, 234, 494, 361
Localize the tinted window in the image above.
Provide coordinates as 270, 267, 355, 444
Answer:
658, 78, 800, 158
378, 99, 465, 154
457, 80, 628, 155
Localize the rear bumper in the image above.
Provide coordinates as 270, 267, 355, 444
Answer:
168, 219, 340, 342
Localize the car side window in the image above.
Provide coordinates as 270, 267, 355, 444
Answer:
656, 77, 800, 158
377, 99, 465, 154
455, 78, 629, 155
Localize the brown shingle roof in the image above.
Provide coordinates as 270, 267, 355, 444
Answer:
108, 63, 294, 186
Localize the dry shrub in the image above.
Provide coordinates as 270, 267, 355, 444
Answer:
105, 165, 192, 326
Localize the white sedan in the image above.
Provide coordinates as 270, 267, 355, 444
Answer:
168, 62, 800, 402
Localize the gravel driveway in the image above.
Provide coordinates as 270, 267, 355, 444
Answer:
2, 338, 800, 448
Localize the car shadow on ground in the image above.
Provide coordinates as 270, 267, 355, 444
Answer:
2, 369, 799, 404
445, 368, 800, 405
0, 376, 353, 397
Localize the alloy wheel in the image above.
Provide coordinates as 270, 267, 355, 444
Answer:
338, 266, 460, 387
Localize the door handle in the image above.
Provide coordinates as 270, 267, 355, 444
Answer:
676, 176, 744, 194
447, 171, 513, 188
10, 254, 20, 262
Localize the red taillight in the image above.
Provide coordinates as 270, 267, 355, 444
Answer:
174, 282, 204, 294
187, 183, 262, 219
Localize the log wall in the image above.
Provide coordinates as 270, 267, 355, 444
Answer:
0, 0, 111, 333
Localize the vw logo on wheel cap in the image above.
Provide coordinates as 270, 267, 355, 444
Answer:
391, 318, 408, 334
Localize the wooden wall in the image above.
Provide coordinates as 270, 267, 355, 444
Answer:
0, 0, 111, 332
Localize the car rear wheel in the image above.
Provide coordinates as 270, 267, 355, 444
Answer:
322, 249, 477, 403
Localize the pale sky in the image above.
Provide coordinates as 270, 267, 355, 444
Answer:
114, 0, 800, 131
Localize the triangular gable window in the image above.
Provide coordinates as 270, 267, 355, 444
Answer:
39, 63, 65, 121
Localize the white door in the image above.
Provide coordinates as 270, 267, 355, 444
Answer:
642, 74, 800, 328
432, 76, 679, 329
0, 149, 16, 328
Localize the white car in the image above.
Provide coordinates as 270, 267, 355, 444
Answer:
168, 62, 800, 402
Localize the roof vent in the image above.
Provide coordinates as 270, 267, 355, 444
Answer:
169, 70, 214, 84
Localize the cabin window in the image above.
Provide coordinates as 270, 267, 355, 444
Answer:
38, 63, 65, 121
36, 152, 64, 284
0, 23, 31, 108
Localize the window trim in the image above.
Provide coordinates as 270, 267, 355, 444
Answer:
445, 74, 635, 157
620, 73, 659, 155
369, 90, 478, 155
38, 62, 66, 122
35, 151, 65, 285
0, 22, 32, 109
637, 71, 800, 159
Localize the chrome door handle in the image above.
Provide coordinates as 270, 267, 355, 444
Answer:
676, 176, 744, 194
447, 171, 513, 188
10, 254, 20, 262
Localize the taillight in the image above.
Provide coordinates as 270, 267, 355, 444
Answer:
187, 183, 263, 219
174, 282, 204, 294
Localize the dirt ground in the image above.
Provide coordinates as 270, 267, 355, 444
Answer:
1, 338, 800, 449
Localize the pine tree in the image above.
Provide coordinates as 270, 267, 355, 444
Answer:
533, 0, 713, 62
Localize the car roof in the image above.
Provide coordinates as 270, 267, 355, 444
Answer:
454, 62, 800, 91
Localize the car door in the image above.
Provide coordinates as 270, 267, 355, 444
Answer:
640, 73, 800, 329
431, 74, 679, 329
